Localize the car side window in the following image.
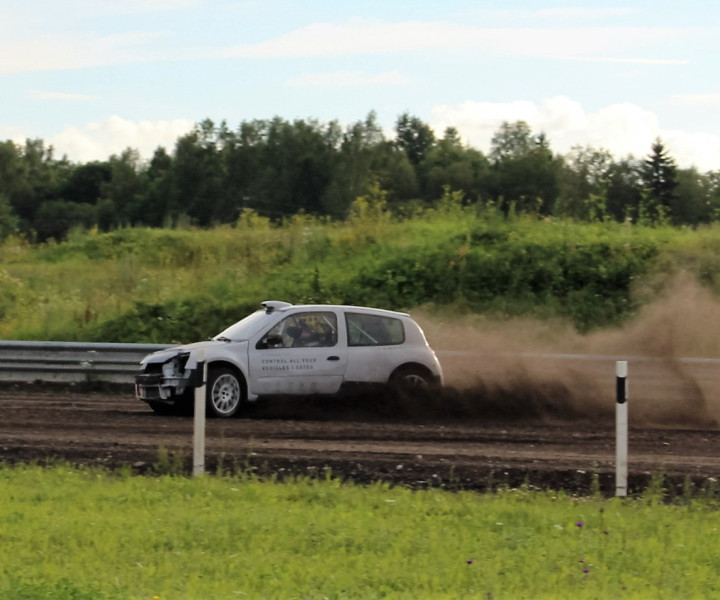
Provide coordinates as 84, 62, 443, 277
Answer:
346, 313, 405, 346
257, 312, 338, 349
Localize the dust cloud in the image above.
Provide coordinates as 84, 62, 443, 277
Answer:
416, 274, 720, 429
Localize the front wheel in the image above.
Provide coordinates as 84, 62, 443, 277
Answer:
206, 366, 245, 418
147, 400, 179, 415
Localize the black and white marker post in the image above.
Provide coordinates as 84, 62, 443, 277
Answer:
615, 360, 628, 497
193, 350, 207, 477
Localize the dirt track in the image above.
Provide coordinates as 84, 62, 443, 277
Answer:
6, 278, 720, 495
2, 376, 720, 496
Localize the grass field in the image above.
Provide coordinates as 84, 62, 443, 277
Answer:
2, 464, 720, 599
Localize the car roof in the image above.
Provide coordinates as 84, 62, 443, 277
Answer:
261, 300, 410, 318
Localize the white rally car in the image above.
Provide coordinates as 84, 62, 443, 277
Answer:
135, 301, 443, 417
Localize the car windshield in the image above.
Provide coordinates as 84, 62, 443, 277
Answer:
213, 310, 273, 341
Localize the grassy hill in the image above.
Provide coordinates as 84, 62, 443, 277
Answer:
2, 199, 720, 344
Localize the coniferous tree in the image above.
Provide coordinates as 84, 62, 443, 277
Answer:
640, 138, 678, 224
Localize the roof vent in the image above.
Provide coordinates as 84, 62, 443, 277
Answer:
262, 300, 293, 313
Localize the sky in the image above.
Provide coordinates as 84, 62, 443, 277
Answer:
2, 0, 719, 170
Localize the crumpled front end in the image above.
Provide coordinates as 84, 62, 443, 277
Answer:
135, 350, 193, 403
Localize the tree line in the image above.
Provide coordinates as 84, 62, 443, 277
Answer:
1, 111, 719, 242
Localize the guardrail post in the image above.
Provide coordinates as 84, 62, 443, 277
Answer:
616, 360, 628, 497
193, 351, 207, 477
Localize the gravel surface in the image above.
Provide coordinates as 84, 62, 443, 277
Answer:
2, 383, 720, 496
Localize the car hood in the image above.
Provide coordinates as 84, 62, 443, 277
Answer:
140, 339, 246, 368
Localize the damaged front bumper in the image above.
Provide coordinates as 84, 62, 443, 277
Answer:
135, 373, 190, 401
135, 351, 193, 403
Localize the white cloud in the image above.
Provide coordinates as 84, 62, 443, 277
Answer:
27, 90, 96, 101
662, 130, 720, 172
671, 92, 720, 107
563, 56, 687, 65
533, 7, 639, 19
430, 97, 720, 171
0, 31, 169, 74
48, 116, 195, 162
0, 12, 690, 74
287, 70, 411, 88
478, 7, 640, 21
3, 0, 195, 22
81, 0, 197, 15
0, 125, 27, 147
220, 21, 689, 63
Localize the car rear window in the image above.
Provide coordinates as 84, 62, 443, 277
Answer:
346, 312, 405, 346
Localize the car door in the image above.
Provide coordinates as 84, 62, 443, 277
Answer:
248, 309, 348, 395
343, 311, 407, 383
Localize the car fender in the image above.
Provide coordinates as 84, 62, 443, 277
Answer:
141, 340, 252, 392
186, 340, 249, 373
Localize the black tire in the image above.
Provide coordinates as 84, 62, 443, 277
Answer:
390, 366, 432, 391
173, 388, 195, 416
206, 366, 245, 418
147, 400, 179, 415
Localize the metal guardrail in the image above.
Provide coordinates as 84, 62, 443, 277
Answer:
0, 341, 172, 384
3, 341, 719, 386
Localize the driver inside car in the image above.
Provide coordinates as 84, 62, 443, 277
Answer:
292, 321, 321, 347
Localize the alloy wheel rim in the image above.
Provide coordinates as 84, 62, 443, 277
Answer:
212, 374, 240, 414
401, 373, 428, 387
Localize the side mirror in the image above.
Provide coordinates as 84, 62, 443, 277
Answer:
257, 334, 284, 349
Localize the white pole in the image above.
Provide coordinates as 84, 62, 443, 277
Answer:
615, 360, 628, 497
193, 351, 207, 477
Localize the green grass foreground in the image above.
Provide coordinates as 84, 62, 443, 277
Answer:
1, 465, 719, 599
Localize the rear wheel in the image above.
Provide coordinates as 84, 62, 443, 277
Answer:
390, 366, 432, 391
206, 366, 244, 418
